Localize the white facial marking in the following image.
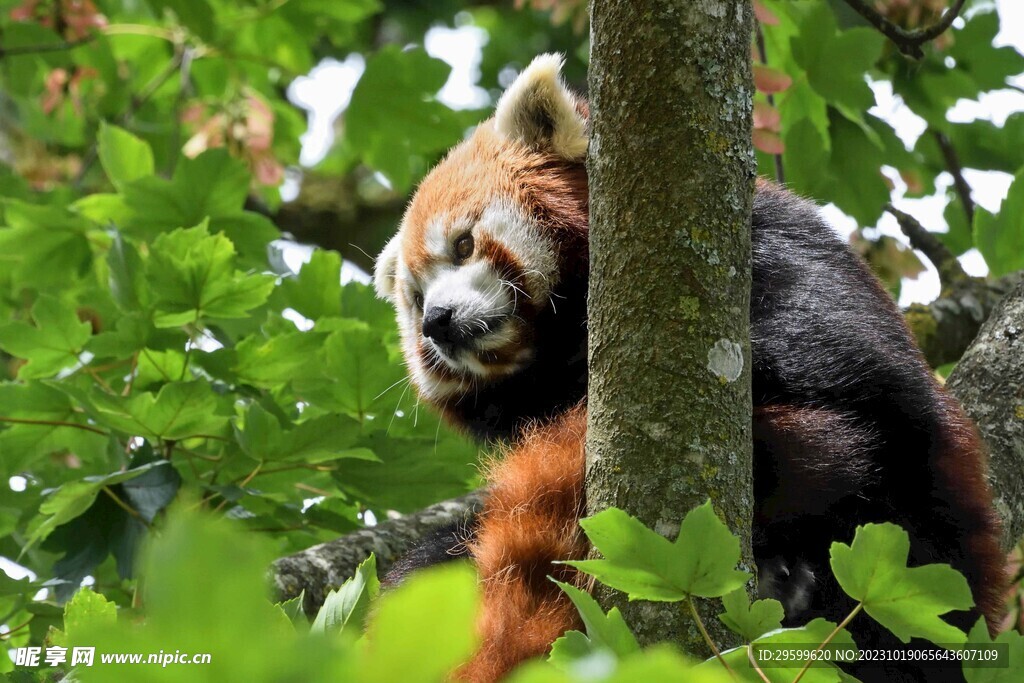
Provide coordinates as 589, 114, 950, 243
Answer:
478, 201, 559, 304
424, 215, 451, 259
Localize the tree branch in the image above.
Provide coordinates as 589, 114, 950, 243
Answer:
842, 0, 965, 59
904, 272, 1022, 368
947, 279, 1024, 548
0, 34, 96, 59
885, 203, 967, 287
271, 491, 484, 615
932, 131, 975, 225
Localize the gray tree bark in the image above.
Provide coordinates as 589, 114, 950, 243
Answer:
272, 491, 484, 615
906, 273, 1022, 369
947, 280, 1024, 549
586, 0, 756, 651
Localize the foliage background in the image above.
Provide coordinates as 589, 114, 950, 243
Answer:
0, 0, 1022, 680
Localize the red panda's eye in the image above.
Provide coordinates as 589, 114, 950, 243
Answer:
413, 292, 424, 309
454, 234, 474, 261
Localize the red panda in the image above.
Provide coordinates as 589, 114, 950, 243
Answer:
373, 54, 1006, 682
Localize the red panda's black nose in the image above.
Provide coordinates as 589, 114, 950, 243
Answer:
423, 306, 456, 343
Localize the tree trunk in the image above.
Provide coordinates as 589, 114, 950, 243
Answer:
586, 0, 756, 651
947, 280, 1024, 549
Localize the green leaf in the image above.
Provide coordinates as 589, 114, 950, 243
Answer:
948, 11, 1024, 93
276, 592, 307, 630
311, 554, 379, 636
147, 222, 275, 326
87, 313, 158, 359
734, 618, 859, 683
0, 382, 106, 473
830, 523, 972, 645
115, 504, 306, 678
547, 630, 594, 669
134, 349, 187, 389
123, 150, 253, 238
50, 587, 117, 647
98, 122, 155, 190
792, 5, 883, 114
358, 563, 478, 682
293, 319, 406, 418
718, 588, 784, 642
81, 381, 230, 441
824, 111, 889, 226
120, 454, 182, 522
340, 281, 398, 331
234, 330, 328, 387
346, 46, 465, 190
278, 250, 343, 320
24, 461, 171, 549
550, 579, 639, 663
0, 201, 92, 289
963, 617, 1023, 682
280, 0, 382, 29
235, 403, 371, 463
973, 166, 1024, 277
211, 212, 280, 268
331, 429, 477, 512
940, 196, 974, 257
0, 295, 91, 379
520, 645, 732, 683
784, 118, 832, 199
72, 193, 133, 226
146, 0, 216, 42
919, 115, 1024, 175
0, 380, 74, 418
107, 233, 149, 312
565, 502, 751, 601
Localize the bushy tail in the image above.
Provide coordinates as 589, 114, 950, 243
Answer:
458, 404, 588, 682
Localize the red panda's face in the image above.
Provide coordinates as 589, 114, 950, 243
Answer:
374, 55, 588, 406
376, 126, 563, 403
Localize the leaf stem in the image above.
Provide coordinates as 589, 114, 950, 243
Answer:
101, 23, 176, 41
0, 415, 107, 435
0, 618, 33, 640
83, 366, 115, 393
0, 34, 96, 59
213, 462, 263, 513
685, 596, 738, 681
791, 602, 863, 683
746, 644, 772, 683
102, 486, 149, 526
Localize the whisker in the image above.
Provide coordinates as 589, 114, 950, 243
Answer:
386, 377, 414, 435
375, 375, 412, 401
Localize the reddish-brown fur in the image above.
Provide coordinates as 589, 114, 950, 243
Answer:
401, 123, 588, 281
457, 405, 588, 682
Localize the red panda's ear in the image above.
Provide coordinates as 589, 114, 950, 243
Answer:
494, 53, 587, 161
373, 234, 401, 301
